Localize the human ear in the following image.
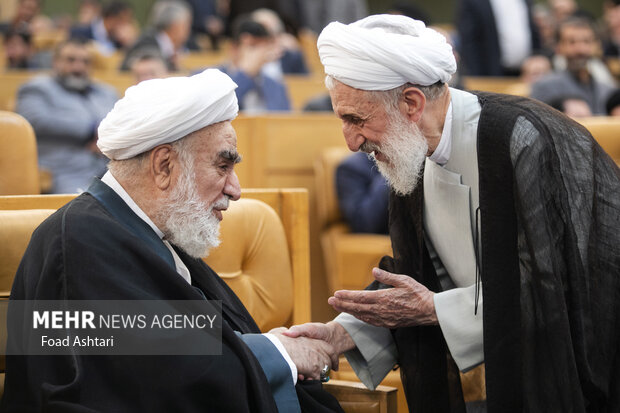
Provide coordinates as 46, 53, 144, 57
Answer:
150, 144, 174, 190
402, 87, 426, 123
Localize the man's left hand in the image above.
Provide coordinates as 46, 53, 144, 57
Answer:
328, 268, 438, 328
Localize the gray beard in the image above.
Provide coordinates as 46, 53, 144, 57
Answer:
57, 74, 91, 92
156, 167, 227, 259
366, 114, 428, 196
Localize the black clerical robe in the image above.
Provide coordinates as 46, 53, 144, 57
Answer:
1, 180, 342, 413
378, 92, 620, 412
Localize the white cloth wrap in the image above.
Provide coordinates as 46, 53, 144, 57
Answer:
317, 14, 456, 90
98, 69, 238, 160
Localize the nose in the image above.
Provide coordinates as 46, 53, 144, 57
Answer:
342, 123, 365, 152
225, 171, 241, 201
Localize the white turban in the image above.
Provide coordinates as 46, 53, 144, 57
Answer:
317, 15, 456, 91
97, 69, 238, 160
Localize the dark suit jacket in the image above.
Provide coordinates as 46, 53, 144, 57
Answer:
69, 24, 95, 40
457, 0, 540, 76
336, 152, 389, 234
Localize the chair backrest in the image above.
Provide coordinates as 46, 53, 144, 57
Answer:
0, 189, 310, 331
314, 147, 353, 230
463, 76, 523, 94
0, 111, 40, 195
577, 116, 620, 165
204, 188, 311, 329
284, 74, 328, 111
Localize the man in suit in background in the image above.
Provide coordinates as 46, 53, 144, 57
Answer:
219, 15, 291, 112
70, 1, 135, 56
120, 1, 192, 72
16, 37, 118, 194
457, 0, 540, 76
531, 16, 617, 114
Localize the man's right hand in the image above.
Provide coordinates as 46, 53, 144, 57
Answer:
269, 327, 339, 381
283, 321, 356, 359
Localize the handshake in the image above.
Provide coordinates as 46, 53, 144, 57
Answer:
269, 321, 356, 381
266, 267, 439, 381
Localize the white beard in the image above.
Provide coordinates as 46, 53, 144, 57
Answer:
156, 166, 228, 258
364, 113, 428, 196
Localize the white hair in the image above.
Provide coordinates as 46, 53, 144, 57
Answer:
150, 1, 191, 31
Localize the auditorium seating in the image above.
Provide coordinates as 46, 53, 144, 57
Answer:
314, 147, 392, 293
462, 76, 524, 94
0, 111, 40, 195
231, 114, 346, 321
204, 188, 310, 330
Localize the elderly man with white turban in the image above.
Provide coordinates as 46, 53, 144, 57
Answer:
2, 69, 344, 413
285, 15, 620, 413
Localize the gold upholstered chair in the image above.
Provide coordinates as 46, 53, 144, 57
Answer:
578, 116, 620, 166
0, 190, 397, 412
314, 148, 393, 294
0, 111, 40, 195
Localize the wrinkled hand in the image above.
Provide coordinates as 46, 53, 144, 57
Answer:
284, 321, 355, 358
327, 268, 438, 329
269, 327, 339, 381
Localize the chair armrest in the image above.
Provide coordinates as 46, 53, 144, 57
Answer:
322, 379, 397, 413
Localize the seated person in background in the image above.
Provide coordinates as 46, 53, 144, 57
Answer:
506, 54, 553, 96
76, 0, 101, 26
531, 17, 617, 114
129, 51, 169, 83
548, 94, 593, 117
16, 38, 118, 194
70, 0, 136, 56
2, 69, 342, 413
251, 8, 310, 75
218, 15, 291, 112
603, 0, 620, 58
521, 53, 552, 84
303, 94, 333, 112
0, 0, 52, 36
606, 88, 620, 115
120, 0, 192, 72
336, 152, 389, 234
185, 0, 225, 50
3, 28, 51, 69
550, 17, 617, 87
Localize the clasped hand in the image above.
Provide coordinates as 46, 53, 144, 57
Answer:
269, 327, 339, 381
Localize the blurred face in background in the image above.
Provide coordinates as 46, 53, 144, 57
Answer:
549, 0, 577, 22
556, 24, 597, 74
16, 0, 40, 22
166, 15, 192, 49
131, 57, 168, 83
5, 33, 31, 68
521, 55, 552, 84
562, 98, 592, 118
54, 43, 92, 92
